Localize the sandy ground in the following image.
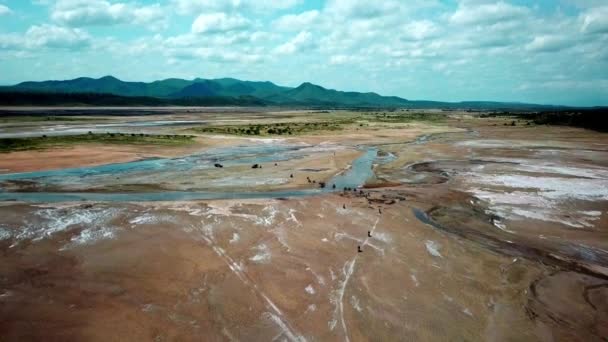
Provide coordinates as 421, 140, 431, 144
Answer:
0, 144, 195, 173
0, 136, 251, 174
0, 197, 547, 341
0, 111, 607, 341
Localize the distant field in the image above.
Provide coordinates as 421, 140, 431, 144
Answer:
360, 111, 447, 123
189, 111, 447, 136
0, 133, 195, 153
190, 119, 354, 136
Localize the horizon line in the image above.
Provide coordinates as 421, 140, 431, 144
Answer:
1, 75, 606, 108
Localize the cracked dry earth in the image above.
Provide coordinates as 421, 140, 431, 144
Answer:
0, 122, 607, 341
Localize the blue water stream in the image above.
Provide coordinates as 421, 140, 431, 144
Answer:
0, 144, 387, 202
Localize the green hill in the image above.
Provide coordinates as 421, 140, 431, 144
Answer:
14, 76, 189, 97
267, 82, 409, 106
0, 91, 268, 107
9, 76, 408, 107
3, 75, 572, 109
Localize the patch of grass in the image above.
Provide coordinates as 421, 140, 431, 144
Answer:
0, 132, 195, 153
361, 112, 446, 123
191, 119, 355, 136
189, 111, 447, 136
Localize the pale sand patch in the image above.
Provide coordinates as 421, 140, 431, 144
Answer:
0, 135, 256, 174
0, 143, 207, 174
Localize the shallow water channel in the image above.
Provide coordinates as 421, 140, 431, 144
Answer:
0, 143, 383, 202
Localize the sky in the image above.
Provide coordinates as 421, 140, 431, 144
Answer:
0, 0, 607, 106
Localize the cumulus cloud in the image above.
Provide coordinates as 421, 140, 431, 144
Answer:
525, 35, 573, 52
132, 4, 166, 28
166, 31, 269, 48
0, 4, 11, 16
450, 1, 529, 25
325, 0, 401, 19
191, 13, 251, 34
50, 0, 166, 29
274, 10, 319, 31
274, 31, 315, 55
400, 20, 440, 41
27, 24, 91, 49
1, 24, 91, 50
2, 0, 607, 105
581, 6, 608, 34
172, 0, 301, 15
0, 34, 20, 50
166, 45, 264, 65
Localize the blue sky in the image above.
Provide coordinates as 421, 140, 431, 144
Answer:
1, 0, 607, 106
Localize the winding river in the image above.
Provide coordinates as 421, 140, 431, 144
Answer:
0, 143, 383, 202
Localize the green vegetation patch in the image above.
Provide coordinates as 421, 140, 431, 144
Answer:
481, 110, 608, 132
189, 112, 448, 137
0, 132, 195, 153
191, 120, 354, 136
361, 112, 447, 123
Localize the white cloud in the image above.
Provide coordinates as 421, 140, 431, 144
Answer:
132, 4, 166, 29
525, 35, 573, 52
0, 4, 12, 16
167, 46, 263, 64
165, 30, 269, 48
315, 1, 445, 57
581, 6, 608, 34
274, 10, 319, 31
0, 24, 91, 50
25, 24, 91, 49
2, 0, 608, 106
325, 0, 401, 19
400, 20, 440, 41
0, 34, 20, 50
191, 13, 251, 34
172, 0, 301, 15
50, 0, 166, 29
275, 31, 315, 54
450, 1, 529, 26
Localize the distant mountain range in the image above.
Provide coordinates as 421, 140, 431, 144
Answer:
0, 76, 570, 109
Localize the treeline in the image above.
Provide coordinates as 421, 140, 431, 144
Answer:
0, 91, 268, 107
527, 109, 608, 132
483, 109, 608, 132
192, 120, 348, 136
0, 132, 194, 153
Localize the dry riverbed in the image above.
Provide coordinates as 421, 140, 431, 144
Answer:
0, 110, 606, 341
